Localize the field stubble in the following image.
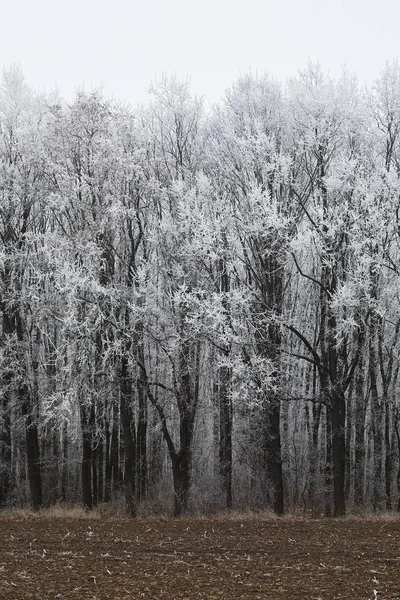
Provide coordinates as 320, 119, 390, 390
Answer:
0, 511, 400, 599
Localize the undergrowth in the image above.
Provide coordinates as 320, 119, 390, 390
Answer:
1, 502, 399, 521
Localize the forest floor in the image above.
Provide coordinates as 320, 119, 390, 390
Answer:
1, 513, 400, 599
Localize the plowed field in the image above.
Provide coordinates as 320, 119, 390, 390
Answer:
1, 516, 400, 599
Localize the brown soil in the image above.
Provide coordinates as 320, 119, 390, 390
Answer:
1, 516, 400, 599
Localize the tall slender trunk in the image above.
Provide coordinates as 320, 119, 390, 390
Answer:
109, 397, 122, 496
61, 422, 68, 502
90, 405, 98, 507
22, 385, 42, 511
218, 257, 233, 509
385, 401, 392, 510
353, 350, 365, 510
395, 411, 400, 512
331, 389, 346, 517
80, 403, 93, 510
171, 342, 198, 516
0, 388, 11, 508
104, 413, 112, 503
97, 430, 104, 504
344, 384, 353, 503
0, 308, 13, 507
136, 345, 147, 502
172, 448, 192, 517
257, 254, 285, 516
119, 349, 137, 517
309, 401, 321, 515
16, 314, 42, 511
219, 364, 233, 509
264, 391, 284, 515
324, 406, 333, 517
370, 314, 384, 511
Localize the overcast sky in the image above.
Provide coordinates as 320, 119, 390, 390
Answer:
1, 0, 399, 106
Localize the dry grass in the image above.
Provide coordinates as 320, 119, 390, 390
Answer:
0, 503, 101, 520
343, 510, 400, 522
1, 502, 399, 522
187, 508, 280, 521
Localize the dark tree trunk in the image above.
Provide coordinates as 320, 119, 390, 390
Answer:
119, 353, 136, 517
13, 310, 43, 511
0, 393, 11, 508
25, 423, 42, 510
136, 350, 147, 502
219, 364, 233, 510
381, 323, 400, 512
169, 342, 198, 517
23, 397, 42, 511
370, 323, 384, 512
216, 256, 233, 509
104, 417, 112, 503
264, 393, 284, 515
354, 354, 366, 508
324, 406, 333, 517
91, 405, 98, 507
80, 404, 93, 510
0, 310, 13, 507
309, 401, 321, 515
255, 253, 284, 516
97, 432, 104, 504
172, 449, 191, 517
20, 364, 42, 512
331, 390, 346, 517
109, 397, 122, 496
148, 405, 163, 490
395, 413, 400, 512
61, 422, 68, 502
385, 400, 392, 510
92, 452, 98, 507
344, 385, 353, 503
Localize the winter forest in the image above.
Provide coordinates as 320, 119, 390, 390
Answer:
1, 61, 400, 520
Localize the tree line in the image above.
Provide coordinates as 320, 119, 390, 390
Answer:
1, 62, 400, 517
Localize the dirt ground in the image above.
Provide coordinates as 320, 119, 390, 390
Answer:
1, 515, 400, 599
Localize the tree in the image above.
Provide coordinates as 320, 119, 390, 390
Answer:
206, 73, 291, 514
287, 65, 366, 516
0, 65, 49, 510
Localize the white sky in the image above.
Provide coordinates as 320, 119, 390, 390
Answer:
1, 0, 399, 107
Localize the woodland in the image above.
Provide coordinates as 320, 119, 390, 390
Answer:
1, 62, 400, 519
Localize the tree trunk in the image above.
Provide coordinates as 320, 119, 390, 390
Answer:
219, 364, 233, 509
370, 325, 384, 511
104, 417, 112, 503
97, 431, 104, 504
354, 354, 366, 509
136, 355, 147, 502
395, 413, 400, 512
0, 309, 13, 507
91, 405, 98, 507
0, 393, 11, 508
309, 401, 321, 515
324, 406, 333, 517
257, 255, 285, 516
216, 256, 233, 509
344, 385, 353, 503
119, 353, 137, 517
264, 393, 284, 515
61, 422, 68, 502
20, 380, 42, 511
331, 390, 346, 517
80, 404, 93, 510
110, 396, 123, 496
172, 450, 191, 517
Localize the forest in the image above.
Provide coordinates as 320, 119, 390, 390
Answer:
1, 61, 400, 519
